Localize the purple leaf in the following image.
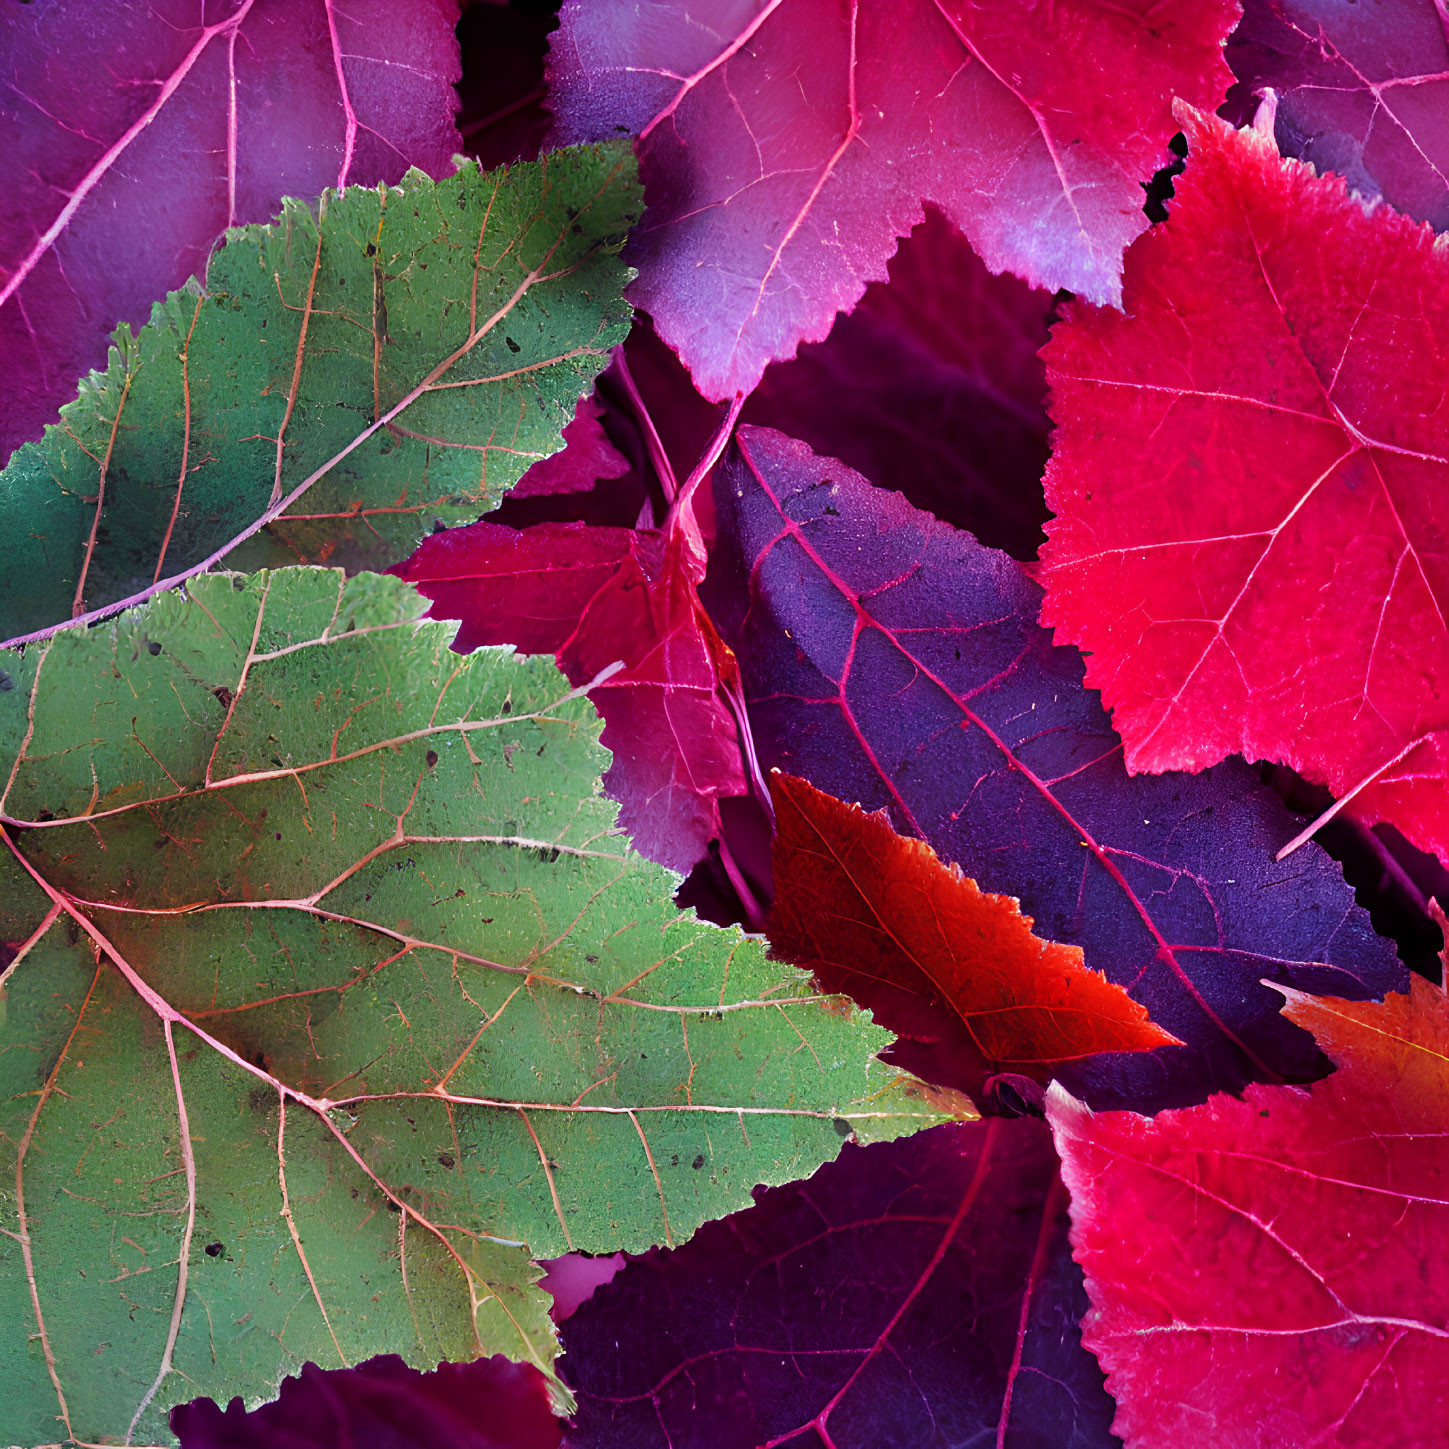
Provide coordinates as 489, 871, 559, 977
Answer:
172, 1354, 561, 1449
0, 0, 461, 465
560, 1120, 1118, 1449
712, 426, 1405, 1110
1226, 0, 1449, 231
548, 0, 1238, 400
512, 392, 632, 499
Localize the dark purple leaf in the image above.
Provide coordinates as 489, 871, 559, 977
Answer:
1225, 0, 1449, 231
712, 426, 1405, 1110
173, 1354, 561, 1449
0, 0, 461, 464
561, 1120, 1118, 1449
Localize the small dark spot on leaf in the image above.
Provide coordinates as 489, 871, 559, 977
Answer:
438, 1153, 456, 1169
1259, 1109, 1270, 1117
505, 336, 521, 353
213, 686, 233, 708
585, 954, 599, 964
232, 577, 246, 590
500, 699, 511, 714
692, 1154, 705, 1170
426, 749, 439, 768
204, 1242, 224, 1258
146, 640, 161, 656
832, 1117, 853, 1137
0, 671, 13, 693
365, 242, 376, 256
386, 1198, 402, 1212
431, 518, 449, 534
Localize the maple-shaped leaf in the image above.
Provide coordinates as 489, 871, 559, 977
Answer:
1048, 975, 1449, 1448
0, 0, 462, 467
1039, 107, 1449, 865
742, 206, 1053, 556
173, 1354, 560, 1449
767, 772, 1178, 1082
1226, 0, 1449, 231
0, 567, 945, 1447
547, 0, 1238, 400
395, 514, 747, 877
0, 146, 640, 647
561, 1119, 1119, 1449
713, 425, 1404, 1110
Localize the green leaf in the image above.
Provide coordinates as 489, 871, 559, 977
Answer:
0, 567, 947, 1446
0, 145, 640, 646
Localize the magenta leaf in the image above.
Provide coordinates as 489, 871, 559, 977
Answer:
743, 207, 1052, 557
560, 1120, 1118, 1449
0, 0, 461, 464
394, 519, 747, 875
712, 425, 1404, 1110
512, 392, 632, 499
1226, 0, 1449, 230
547, 0, 1237, 400
172, 1354, 561, 1449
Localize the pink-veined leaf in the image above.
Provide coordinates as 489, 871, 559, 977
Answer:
1039, 106, 1449, 864
1049, 975, 1449, 1449
0, 0, 461, 465
548, 0, 1238, 400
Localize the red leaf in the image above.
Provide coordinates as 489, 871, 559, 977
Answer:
1227, 0, 1449, 231
743, 206, 1053, 556
767, 772, 1177, 1078
0, 0, 461, 464
548, 0, 1237, 399
510, 392, 631, 499
1040, 106, 1449, 863
1048, 976, 1449, 1449
393, 520, 746, 874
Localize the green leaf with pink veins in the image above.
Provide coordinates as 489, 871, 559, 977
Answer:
0, 566, 948, 1446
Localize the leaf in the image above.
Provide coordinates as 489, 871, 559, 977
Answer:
1038, 107, 1449, 865
0, 146, 641, 647
547, 0, 1238, 400
511, 393, 631, 499
0, 566, 945, 1447
1226, 0, 1449, 230
560, 1120, 1119, 1449
712, 424, 1404, 1110
0, 0, 463, 467
394, 517, 747, 877
174, 1354, 561, 1449
1047, 975, 1449, 1449
767, 772, 1178, 1082
741, 206, 1053, 557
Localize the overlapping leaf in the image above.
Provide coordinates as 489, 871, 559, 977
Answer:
1040, 108, 1449, 864
561, 1120, 1118, 1448
1050, 977, 1449, 1448
0, 145, 640, 645
713, 425, 1403, 1109
767, 772, 1177, 1085
1226, 0, 1449, 230
0, 567, 944, 1447
548, 0, 1237, 400
0, 0, 463, 466
173, 1354, 561, 1449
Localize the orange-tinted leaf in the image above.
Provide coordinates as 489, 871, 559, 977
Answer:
766, 773, 1177, 1080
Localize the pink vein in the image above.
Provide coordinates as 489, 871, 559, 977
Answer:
637, 0, 789, 142
0, 0, 258, 310
322, 0, 359, 187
